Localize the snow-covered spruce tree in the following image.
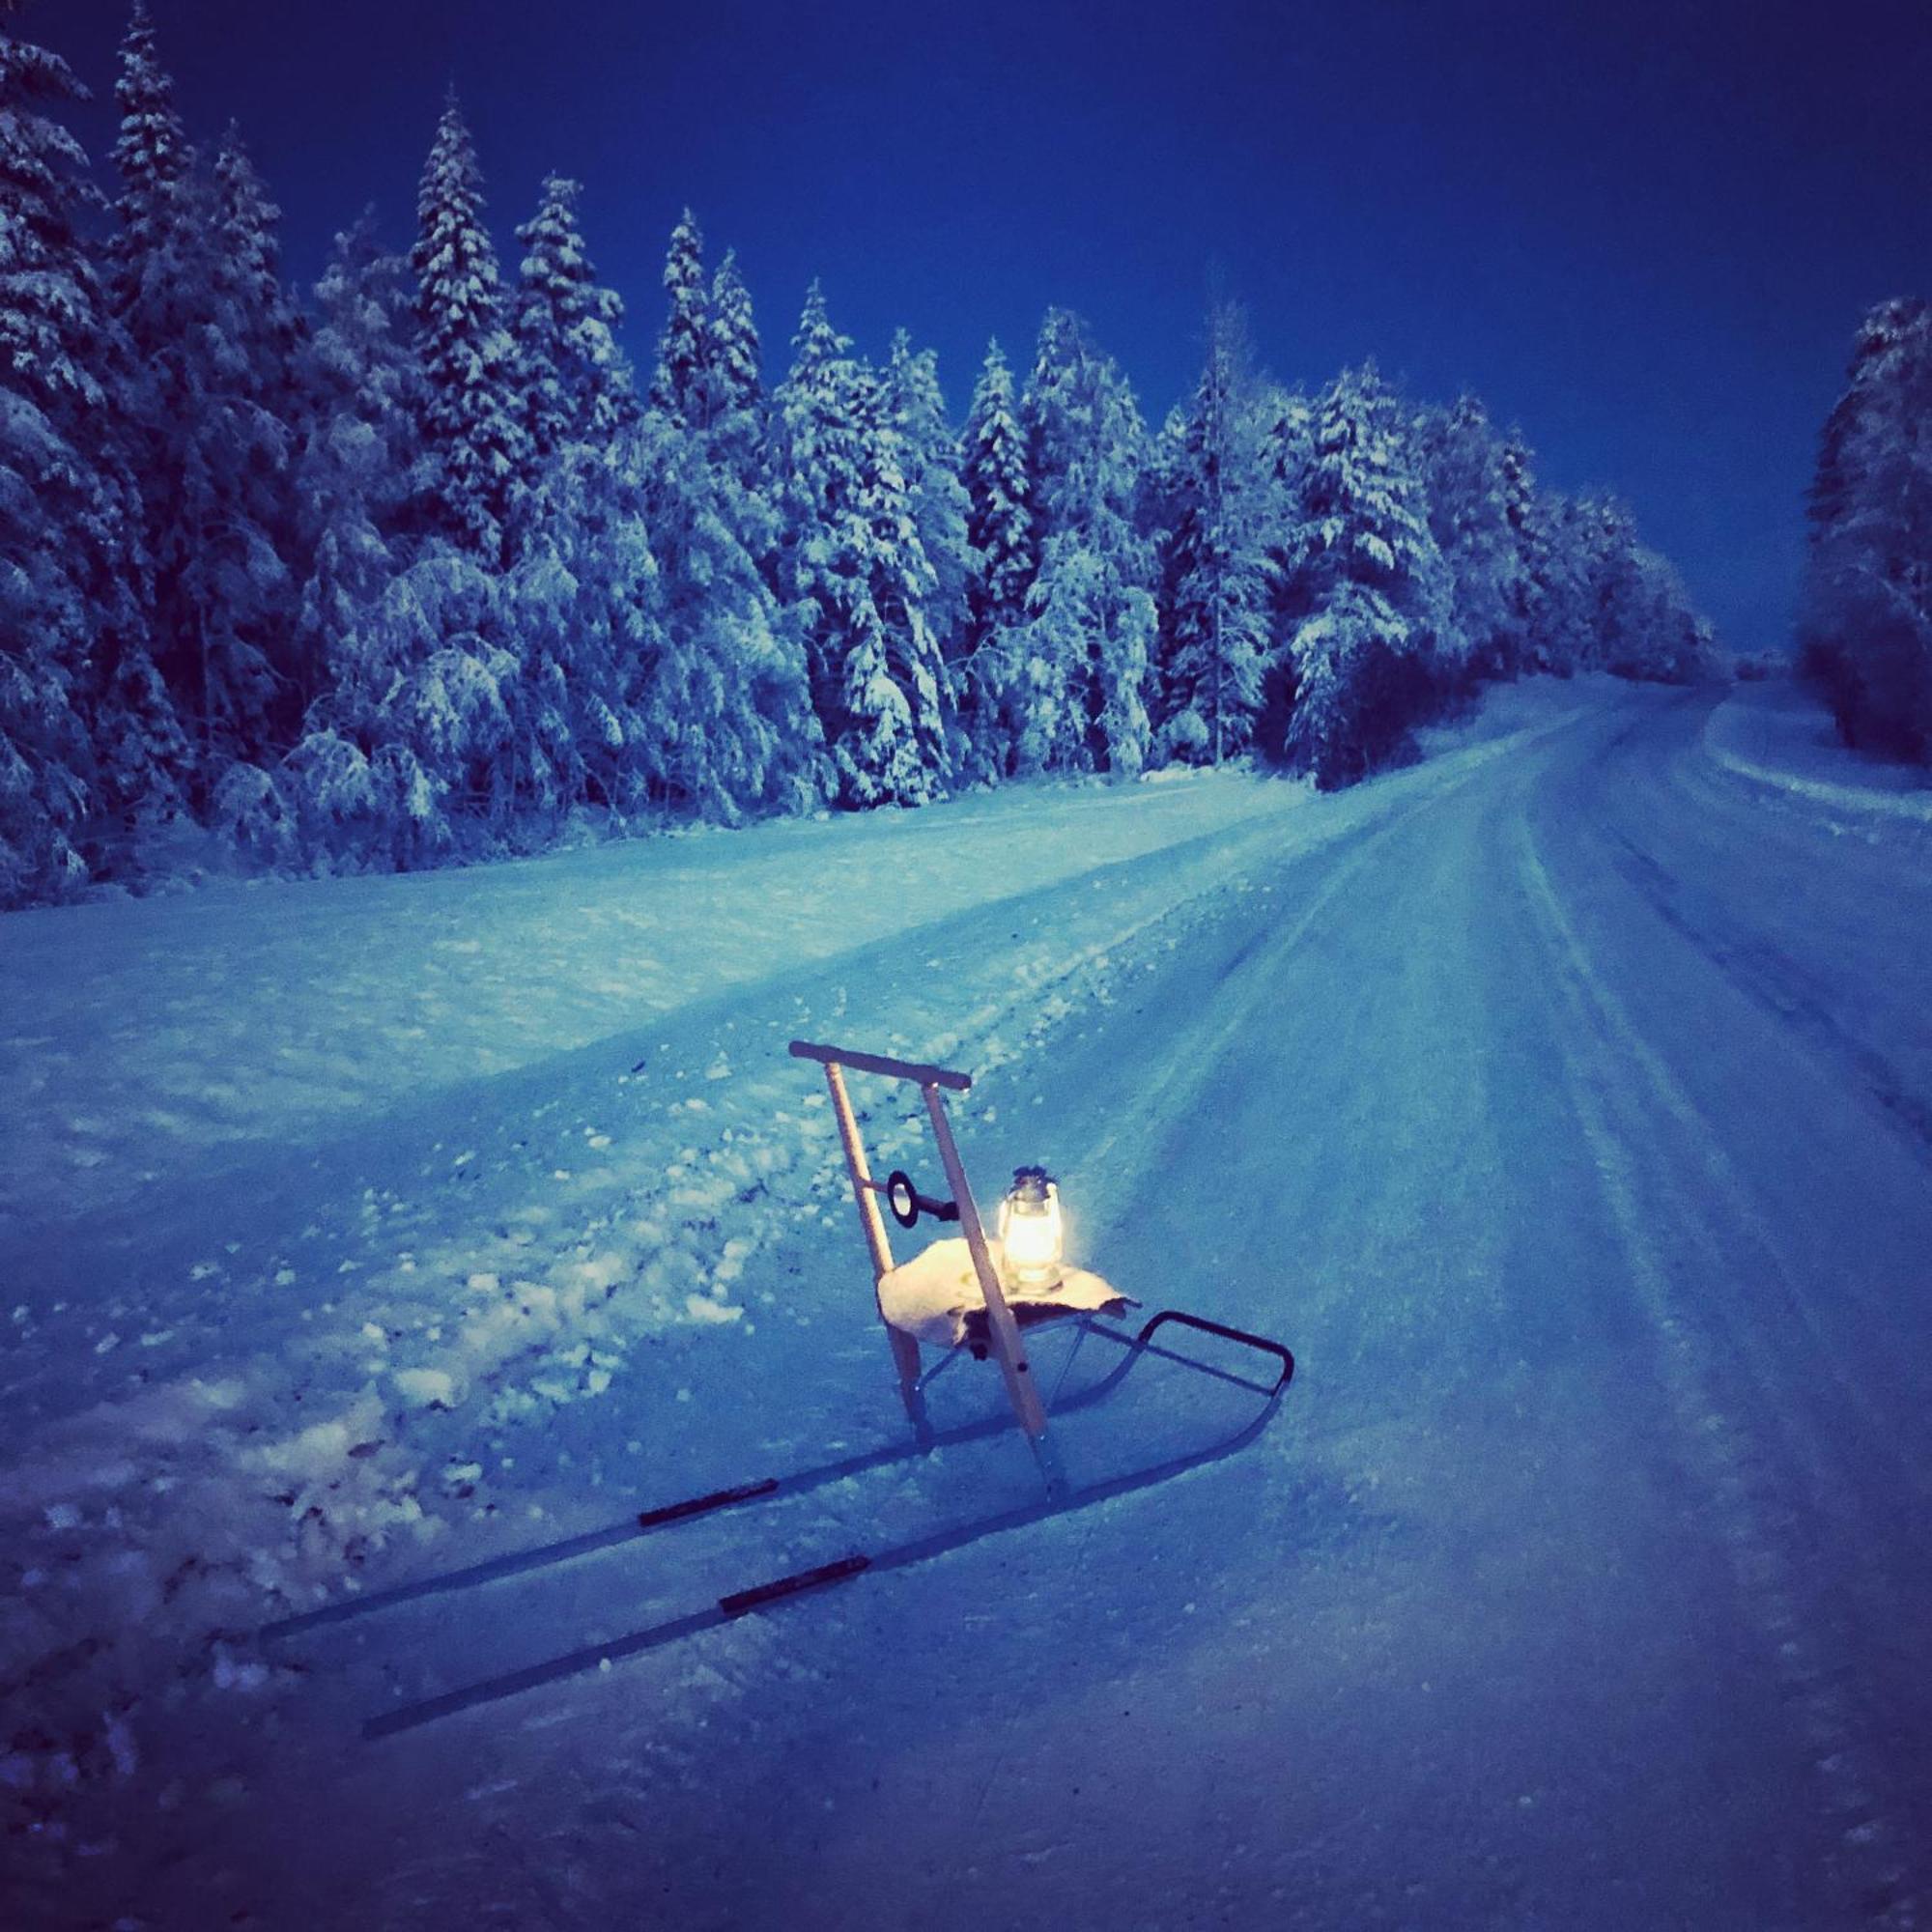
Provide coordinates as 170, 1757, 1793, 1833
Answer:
411, 95, 526, 564
880, 330, 973, 688
213, 125, 307, 414
104, 0, 186, 316
955, 339, 1034, 779
1254, 384, 1315, 750
109, 13, 298, 808
1803, 299, 1932, 760
1154, 303, 1275, 765
1577, 497, 1712, 685
513, 172, 636, 467
626, 219, 820, 817
500, 178, 651, 831
1415, 393, 1525, 682
769, 284, 946, 807
631, 407, 822, 818
1280, 362, 1451, 787
1012, 310, 1156, 776
304, 546, 528, 866
705, 247, 765, 486
293, 213, 418, 698
0, 0, 138, 900
1495, 429, 1552, 672
652, 207, 709, 429
272, 216, 428, 864
1522, 489, 1596, 672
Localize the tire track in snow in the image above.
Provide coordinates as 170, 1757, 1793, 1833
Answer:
1516, 814, 1923, 1930
1602, 825, 1932, 1166
1066, 744, 1522, 1250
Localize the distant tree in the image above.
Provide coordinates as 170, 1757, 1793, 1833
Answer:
411, 95, 526, 563
1254, 384, 1315, 750
636, 219, 820, 815
631, 412, 821, 817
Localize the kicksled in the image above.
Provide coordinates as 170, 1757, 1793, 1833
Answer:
263, 1041, 1294, 1737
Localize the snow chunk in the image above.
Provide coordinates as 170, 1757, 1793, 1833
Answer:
393, 1368, 460, 1410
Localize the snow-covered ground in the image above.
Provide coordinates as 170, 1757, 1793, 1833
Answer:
6, 675, 1931, 1931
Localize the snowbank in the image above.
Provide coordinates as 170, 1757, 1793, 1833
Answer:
1701, 677, 1932, 831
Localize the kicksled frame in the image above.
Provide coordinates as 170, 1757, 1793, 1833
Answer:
789, 1037, 1050, 1448
262, 1041, 1296, 1739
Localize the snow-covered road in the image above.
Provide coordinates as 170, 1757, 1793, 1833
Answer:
8, 683, 1930, 1929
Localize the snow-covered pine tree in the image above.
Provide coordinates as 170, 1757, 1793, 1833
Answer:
1254, 384, 1315, 751
705, 247, 764, 483
652, 208, 709, 429
1807, 299, 1927, 554
1495, 429, 1550, 672
411, 94, 526, 564
855, 365, 952, 798
768, 285, 946, 806
109, 14, 297, 802
0, 0, 144, 901
512, 172, 636, 466
768, 284, 874, 752
880, 330, 973, 684
1415, 393, 1524, 681
104, 0, 187, 315
625, 225, 821, 817
631, 407, 822, 818
213, 124, 307, 413
1523, 489, 1596, 673
1281, 361, 1450, 786
304, 543, 529, 867
955, 339, 1034, 779
1013, 312, 1156, 775
279, 213, 421, 855
1155, 303, 1274, 765
1803, 300, 1932, 759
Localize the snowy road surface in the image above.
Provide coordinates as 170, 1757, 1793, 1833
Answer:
5, 682, 1930, 1929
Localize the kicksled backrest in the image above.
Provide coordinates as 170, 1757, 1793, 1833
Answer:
788, 1039, 1049, 1442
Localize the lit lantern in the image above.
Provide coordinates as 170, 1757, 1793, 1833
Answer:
999, 1165, 1065, 1288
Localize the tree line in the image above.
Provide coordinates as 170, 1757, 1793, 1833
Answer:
0, 2, 1715, 909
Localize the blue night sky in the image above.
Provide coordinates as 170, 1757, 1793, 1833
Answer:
41, 0, 1932, 650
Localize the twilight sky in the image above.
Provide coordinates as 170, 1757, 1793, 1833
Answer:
40, 0, 1932, 649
